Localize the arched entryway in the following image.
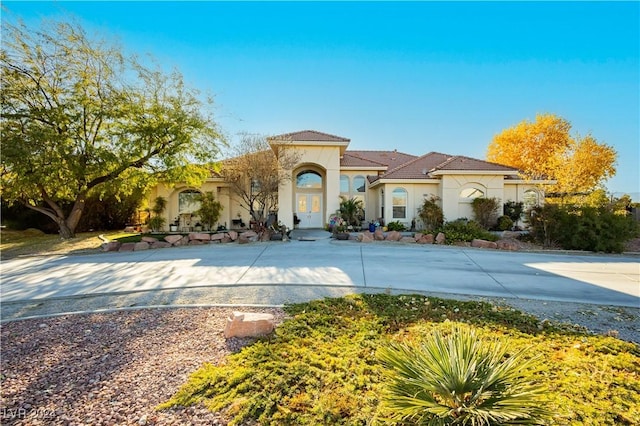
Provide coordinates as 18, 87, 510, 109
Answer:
294, 167, 325, 228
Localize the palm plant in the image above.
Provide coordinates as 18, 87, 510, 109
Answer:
378, 325, 549, 425
339, 196, 364, 228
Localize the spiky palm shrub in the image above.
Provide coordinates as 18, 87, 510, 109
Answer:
378, 325, 549, 425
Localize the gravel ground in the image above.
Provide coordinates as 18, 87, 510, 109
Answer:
1, 307, 284, 426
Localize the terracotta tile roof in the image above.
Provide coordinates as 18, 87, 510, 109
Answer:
268, 130, 350, 142
371, 152, 519, 181
340, 153, 387, 167
343, 150, 417, 169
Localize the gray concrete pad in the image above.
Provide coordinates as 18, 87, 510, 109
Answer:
1, 237, 638, 312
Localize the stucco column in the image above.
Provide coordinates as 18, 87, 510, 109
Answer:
279, 178, 294, 228
325, 167, 340, 222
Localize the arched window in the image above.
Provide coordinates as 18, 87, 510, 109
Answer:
524, 190, 539, 209
460, 187, 485, 199
340, 175, 350, 193
179, 190, 201, 213
392, 188, 407, 219
296, 170, 322, 189
353, 175, 366, 193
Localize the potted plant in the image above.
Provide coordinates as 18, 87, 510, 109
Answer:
332, 216, 350, 240
169, 217, 179, 232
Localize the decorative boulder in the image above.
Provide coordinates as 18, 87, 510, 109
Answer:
189, 233, 211, 241
358, 231, 374, 243
435, 232, 446, 245
238, 230, 259, 244
400, 236, 415, 243
210, 233, 225, 241
471, 239, 498, 249
102, 241, 121, 252
385, 231, 402, 241
227, 231, 238, 241
141, 236, 158, 243
134, 241, 150, 251
224, 311, 275, 338
497, 239, 519, 251
417, 233, 435, 244
119, 243, 136, 252
164, 234, 183, 245
374, 229, 385, 241
150, 241, 172, 249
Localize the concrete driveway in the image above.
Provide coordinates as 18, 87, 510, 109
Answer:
2, 232, 638, 320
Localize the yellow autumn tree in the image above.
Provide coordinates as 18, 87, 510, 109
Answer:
487, 113, 617, 200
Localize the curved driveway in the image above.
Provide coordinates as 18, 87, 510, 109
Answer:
2, 233, 638, 320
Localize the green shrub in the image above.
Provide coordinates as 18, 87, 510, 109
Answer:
496, 215, 514, 231
195, 192, 223, 231
417, 196, 444, 231
472, 197, 501, 229
503, 200, 524, 223
159, 294, 640, 425
527, 204, 638, 253
386, 220, 406, 231
440, 219, 498, 242
339, 196, 364, 228
378, 325, 549, 425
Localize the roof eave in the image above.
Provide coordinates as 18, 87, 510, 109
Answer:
430, 170, 519, 176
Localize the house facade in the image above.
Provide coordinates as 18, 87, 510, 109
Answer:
148, 130, 549, 231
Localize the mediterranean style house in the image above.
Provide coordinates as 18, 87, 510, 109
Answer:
148, 130, 550, 231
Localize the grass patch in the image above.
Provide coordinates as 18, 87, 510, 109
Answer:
0, 229, 119, 259
159, 294, 640, 425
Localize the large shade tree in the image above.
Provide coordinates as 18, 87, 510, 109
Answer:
487, 113, 617, 201
219, 133, 299, 224
1, 19, 222, 238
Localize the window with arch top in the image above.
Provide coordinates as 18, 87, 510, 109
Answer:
296, 170, 322, 189
178, 189, 202, 213
340, 175, 350, 193
353, 175, 366, 193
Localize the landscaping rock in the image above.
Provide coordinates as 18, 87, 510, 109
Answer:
134, 242, 150, 251
417, 233, 435, 244
358, 231, 374, 243
150, 241, 172, 249
222, 236, 233, 243
210, 233, 225, 241
164, 235, 183, 244
374, 229, 385, 241
189, 240, 204, 246
224, 311, 275, 338
385, 231, 402, 241
173, 236, 190, 246
189, 233, 211, 241
141, 236, 158, 243
118, 243, 136, 252
471, 239, 498, 249
227, 231, 238, 241
435, 232, 446, 244
400, 236, 416, 243
238, 230, 259, 244
102, 242, 121, 252
497, 239, 520, 251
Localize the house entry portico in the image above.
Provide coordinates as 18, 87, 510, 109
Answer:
295, 169, 324, 229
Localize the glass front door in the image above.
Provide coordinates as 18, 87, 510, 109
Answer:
296, 194, 322, 228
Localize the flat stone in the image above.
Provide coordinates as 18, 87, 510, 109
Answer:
210, 233, 225, 241
164, 235, 183, 244
435, 232, 446, 245
118, 243, 136, 252
102, 242, 121, 252
150, 241, 172, 249
189, 239, 204, 245
189, 233, 211, 241
134, 242, 150, 251
385, 231, 402, 241
173, 236, 190, 246
471, 239, 498, 249
141, 236, 158, 243
224, 311, 275, 338
497, 239, 520, 251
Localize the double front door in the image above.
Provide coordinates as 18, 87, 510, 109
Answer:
296, 194, 322, 228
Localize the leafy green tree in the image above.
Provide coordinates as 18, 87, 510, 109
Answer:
378, 325, 549, 425
1, 19, 222, 238
194, 192, 223, 231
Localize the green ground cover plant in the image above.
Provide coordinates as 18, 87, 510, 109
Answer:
438, 219, 499, 243
159, 294, 640, 425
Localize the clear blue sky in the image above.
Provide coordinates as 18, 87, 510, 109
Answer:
4, 1, 639, 198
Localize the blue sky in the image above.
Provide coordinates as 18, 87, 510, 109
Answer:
4, 1, 639, 198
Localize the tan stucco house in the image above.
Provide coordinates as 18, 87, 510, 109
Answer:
148, 130, 549, 231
